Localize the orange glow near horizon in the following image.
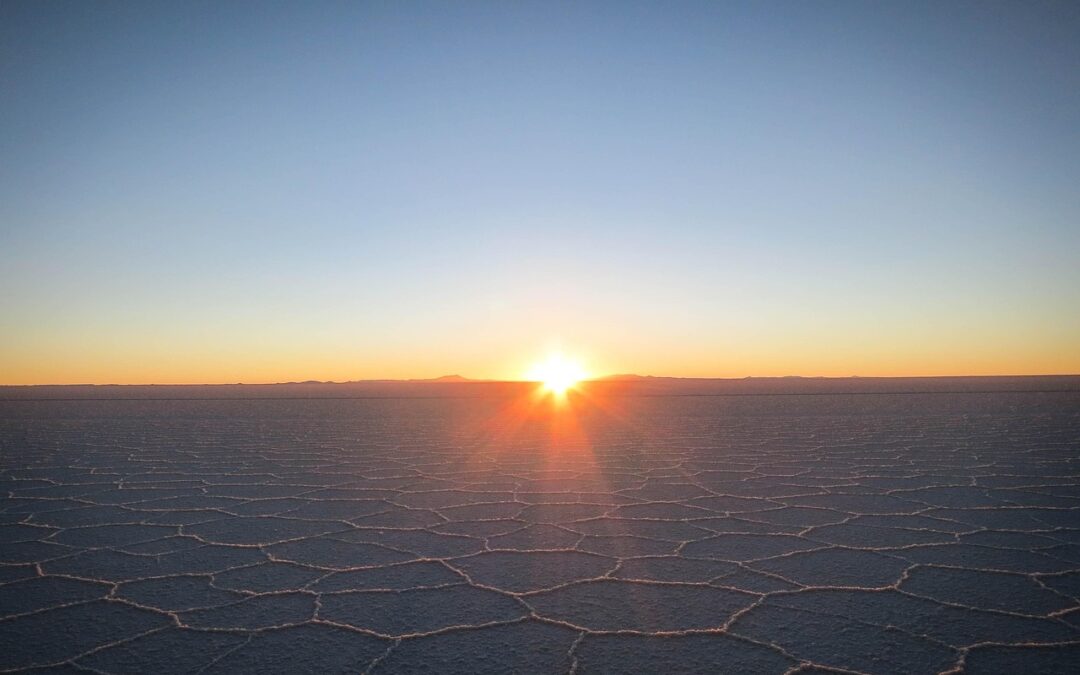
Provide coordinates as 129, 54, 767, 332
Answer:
2, 333, 1080, 385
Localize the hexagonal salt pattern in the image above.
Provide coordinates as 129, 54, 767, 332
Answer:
1, 392, 1079, 673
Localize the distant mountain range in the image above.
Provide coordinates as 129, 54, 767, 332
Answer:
283, 374, 659, 385
3, 375, 1078, 400
280, 375, 485, 385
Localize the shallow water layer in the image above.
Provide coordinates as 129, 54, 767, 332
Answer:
1, 392, 1079, 673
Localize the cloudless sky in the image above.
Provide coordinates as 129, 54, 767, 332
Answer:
2, 1, 1079, 383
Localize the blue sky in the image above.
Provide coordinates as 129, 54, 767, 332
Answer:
2, 1, 1078, 382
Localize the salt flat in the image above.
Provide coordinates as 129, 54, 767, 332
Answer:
1, 388, 1079, 673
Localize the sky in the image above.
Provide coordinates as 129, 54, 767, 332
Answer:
2, 1, 1079, 384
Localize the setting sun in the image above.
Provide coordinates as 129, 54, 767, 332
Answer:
526, 353, 587, 395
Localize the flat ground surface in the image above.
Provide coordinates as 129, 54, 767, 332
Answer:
2, 391, 1079, 673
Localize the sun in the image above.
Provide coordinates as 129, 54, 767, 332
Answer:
526, 353, 587, 395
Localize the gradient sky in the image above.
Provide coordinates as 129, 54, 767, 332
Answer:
2, 1, 1079, 384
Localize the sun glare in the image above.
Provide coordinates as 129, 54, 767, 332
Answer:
527, 353, 587, 395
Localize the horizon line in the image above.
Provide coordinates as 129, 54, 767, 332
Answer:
4, 373, 1080, 388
